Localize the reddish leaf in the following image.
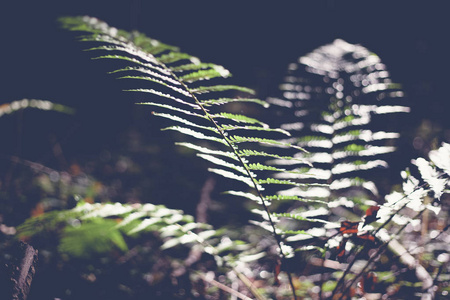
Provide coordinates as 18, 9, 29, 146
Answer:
274, 261, 281, 285
363, 205, 380, 226
356, 232, 375, 242
336, 238, 348, 263
360, 272, 377, 293
31, 203, 45, 217
339, 221, 359, 234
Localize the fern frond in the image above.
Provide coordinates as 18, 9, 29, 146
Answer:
137, 102, 205, 118
179, 68, 231, 83
170, 62, 217, 72
92, 55, 169, 74
213, 113, 268, 126
197, 154, 249, 175
238, 149, 311, 165
131, 89, 203, 108
207, 168, 255, 187
220, 124, 290, 135
268, 39, 409, 200
272, 212, 333, 225
60, 16, 316, 296
176, 142, 238, 161
119, 75, 192, 97
224, 191, 262, 203
265, 194, 327, 204
157, 52, 193, 64
0, 99, 75, 118
18, 201, 225, 259
161, 126, 226, 145
153, 112, 218, 133
191, 85, 255, 95
201, 98, 269, 107
229, 135, 306, 150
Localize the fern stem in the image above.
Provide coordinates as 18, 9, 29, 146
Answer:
159, 64, 298, 299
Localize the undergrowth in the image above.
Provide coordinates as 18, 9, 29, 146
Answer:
1, 16, 448, 299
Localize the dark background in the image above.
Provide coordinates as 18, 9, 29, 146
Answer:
1, 1, 449, 211
0, 3, 449, 298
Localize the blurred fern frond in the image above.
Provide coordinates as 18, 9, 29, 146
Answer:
18, 201, 216, 258
0, 99, 75, 118
268, 39, 409, 202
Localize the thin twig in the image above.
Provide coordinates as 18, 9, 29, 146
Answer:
197, 272, 253, 300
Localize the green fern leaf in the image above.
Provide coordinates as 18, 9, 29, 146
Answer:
0, 99, 75, 118
214, 112, 268, 126
170, 62, 217, 72
137, 102, 205, 119
220, 124, 290, 135
197, 154, 249, 175
201, 98, 269, 107
158, 52, 193, 64
179, 68, 231, 83
207, 168, 255, 187
176, 142, 238, 161
129, 89, 200, 108
118, 75, 192, 97
161, 126, 227, 145
272, 212, 332, 225
238, 149, 311, 165
153, 112, 218, 133
92, 54, 169, 74
59, 219, 128, 258
224, 191, 261, 203
191, 85, 255, 95
109, 66, 182, 86
229, 135, 306, 150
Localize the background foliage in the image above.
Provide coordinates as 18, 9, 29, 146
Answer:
1, 1, 449, 299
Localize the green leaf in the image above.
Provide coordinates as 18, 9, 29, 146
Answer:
191, 85, 255, 95
230, 136, 307, 151
272, 213, 332, 224
170, 62, 218, 72
118, 75, 192, 97
128, 89, 199, 108
224, 191, 261, 203
247, 163, 286, 172
109, 66, 181, 86
265, 194, 327, 204
197, 154, 249, 175
200, 98, 269, 107
220, 124, 290, 135
176, 142, 238, 161
153, 112, 218, 133
238, 149, 309, 164
214, 113, 267, 126
87, 45, 159, 65
0, 99, 75, 118
161, 126, 227, 145
137, 102, 205, 119
258, 178, 307, 187
91, 54, 169, 75
59, 219, 128, 258
158, 52, 193, 64
180, 68, 231, 83
208, 168, 255, 187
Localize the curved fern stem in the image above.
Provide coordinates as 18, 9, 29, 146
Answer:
60, 16, 299, 297
162, 62, 298, 300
